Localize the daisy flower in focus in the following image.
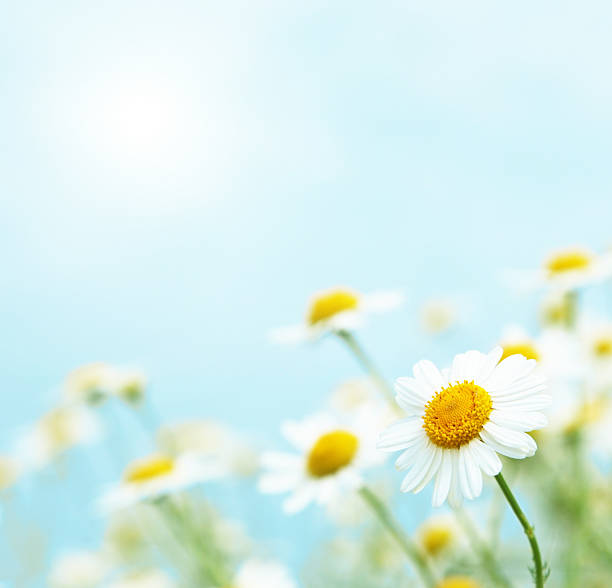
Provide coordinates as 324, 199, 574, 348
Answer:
259, 410, 385, 513
269, 286, 404, 344
378, 347, 549, 507
98, 453, 223, 512
231, 558, 297, 588
506, 246, 612, 293
17, 406, 102, 470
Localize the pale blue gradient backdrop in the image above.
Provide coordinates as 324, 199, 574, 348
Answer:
2, 0, 612, 583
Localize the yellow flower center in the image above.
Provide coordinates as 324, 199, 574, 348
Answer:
436, 577, 480, 588
546, 250, 592, 275
500, 342, 540, 362
307, 289, 359, 325
593, 337, 612, 358
306, 430, 359, 477
423, 381, 492, 449
124, 456, 175, 483
422, 526, 453, 556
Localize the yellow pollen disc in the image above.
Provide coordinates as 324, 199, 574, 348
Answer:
500, 342, 540, 362
422, 526, 453, 556
423, 381, 492, 449
307, 430, 359, 477
436, 577, 481, 588
593, 337, 612, 358
124, 456, 174, 483
546, 250, 592, 275
307, 288, 359, 325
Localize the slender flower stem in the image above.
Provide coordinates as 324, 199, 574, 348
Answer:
494, 473, 545, 588
359, 486, 437, 588
453, 506, 514, 588
335, 330, 396, 406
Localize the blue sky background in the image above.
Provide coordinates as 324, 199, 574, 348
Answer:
2, 0, 612, 583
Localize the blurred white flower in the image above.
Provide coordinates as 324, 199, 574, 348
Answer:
378, 347, 549, 507
506, 246, 612, 293
259, 409, 385, 514
269, 287, 404, 344
416, 513, 461, 558
420, 298, 457, 334
577, 316, 612, 394
98, 453, 223, 512
48, 550, 109, 588
102, 505, 150, 564
233, 558, 297, 588
107, 569, 176, 588
17, 406, 102, 469
157, 420, 258, 477
63, 363, 115, 405
109, 367, 148, 405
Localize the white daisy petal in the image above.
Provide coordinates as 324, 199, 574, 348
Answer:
481, 423, 537, 458
395, 437, 428, 471
432, 452, 453, 507
484, 356, 537, 390
447, 454, 463, 508
468, 439, 502, 476
284, 486, 315, 514
413, 360, 445, 393
377, 419, 424, 451
490, 410, 548, 432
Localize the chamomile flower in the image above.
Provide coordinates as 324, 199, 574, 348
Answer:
508, 246, 612, 292
259, 410, 385, 513
577, 317, 612, 393
436, 577, 480, 588
17, 406, 102, 469
48, 550, 109, 588
420, 298, 457, 334
231, 558, 297, 588
98, 453, 223, 512
269, 286, 403, 344
63, 363, 116, 405
378, 347, 549, 507
417, 514, 460, 558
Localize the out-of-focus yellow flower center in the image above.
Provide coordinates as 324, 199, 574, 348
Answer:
124, 456, 175, 483
593, 336, 612, 358
564, 397, 608, 434
500, 342, 540, 362
307, 289, 359, 325
423, 381, 492, 449
307, 430, 359, 477
421, 525, 454, 556
546, 250, 592, 275
436, 577, 481, 588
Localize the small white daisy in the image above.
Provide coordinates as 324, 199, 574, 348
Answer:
578, 316, 612, 393
420, 298, 458, 334
269, 286, 404, 344
416, 513, 461, 558
506, 246, 612, 293
259, 410, 385, 513
378, 347, 549, 507
98, 453, 223, 512
63, 363, 116, 405
232, 558, 297, 588
17, 406, 102, 470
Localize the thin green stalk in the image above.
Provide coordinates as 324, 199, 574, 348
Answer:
359, 486, 436, 588
335, 330, 395, 406
494, 473, 545, 588
454, 506, 513, 588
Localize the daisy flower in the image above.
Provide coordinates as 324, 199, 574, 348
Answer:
507, 246, 612, 293
417, 513, 461, 559
436, 577, 481, 588
269, 286, 404, 344
259, 410, 385, 513
98, 453, 223, 512
378, 347, 549, 507
420, 298, 458, 334
231, 558, 297, 588
17, 406, 102, 470
63, 363, 116, 405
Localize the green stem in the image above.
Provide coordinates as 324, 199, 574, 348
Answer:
494, 473, 545, 588
359, 486, 436, 588
335, 330, 396, 406
454, 506, 513, 588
